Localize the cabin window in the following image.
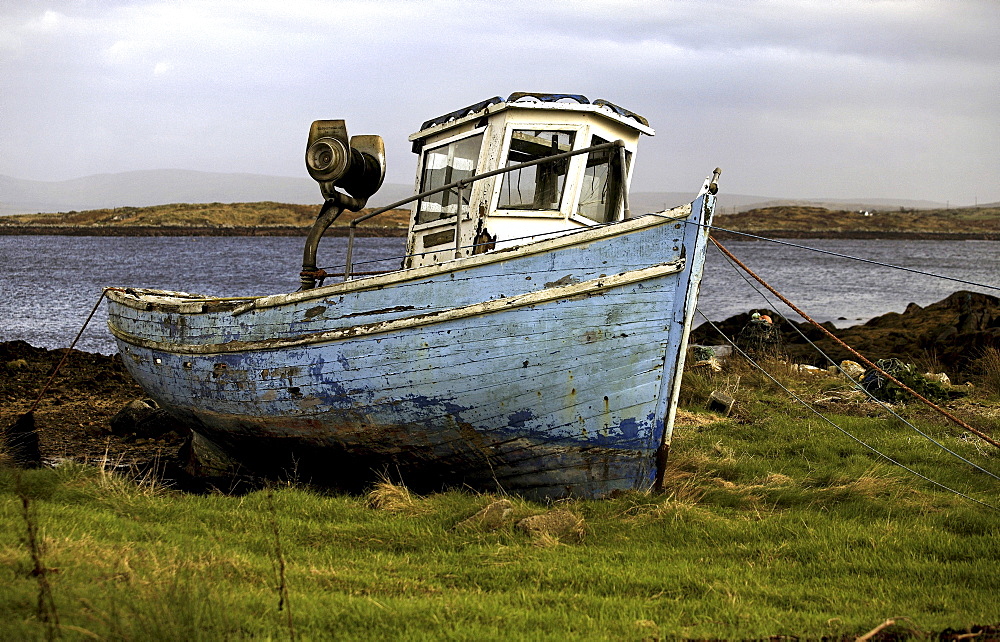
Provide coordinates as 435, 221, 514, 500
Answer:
498, 130, 575, 211
416, 132, 484, 224
577, 136, 630, 223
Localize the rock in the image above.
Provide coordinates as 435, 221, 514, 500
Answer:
177, 431, 241, 479
840, 360, 865, 380
2, 412, 43, 468
109, 398, 184, 439
455, 499, 514, 531
689, 345, 723, 371
516, 509, 585, 541
691, 346, 715, 361
707, 390, 734, 416
690, 291, 1000, 378
924, 372, 951, 386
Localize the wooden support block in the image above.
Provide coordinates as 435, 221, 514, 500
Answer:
707, 390, 734, 416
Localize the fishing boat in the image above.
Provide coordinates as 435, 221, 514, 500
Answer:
105, 92, 719, 499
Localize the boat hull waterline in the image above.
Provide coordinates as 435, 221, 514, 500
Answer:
106, 196, 715, 499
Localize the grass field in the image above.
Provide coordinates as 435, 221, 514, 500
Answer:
3, 362, 1000, 639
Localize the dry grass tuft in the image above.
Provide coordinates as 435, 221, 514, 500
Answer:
530, 532, 564, 548
366, 480, 425, 514
673, 409, 723, 428
973, 347, 1000, 397
658, 468, 707, 506
840, 472, 904, 498
93, 449, 167, 498
761, 472, 793, 486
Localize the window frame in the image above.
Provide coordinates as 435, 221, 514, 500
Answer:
412, 127, 487, 231
488, 122, 587, 220
571, 135, 632, 226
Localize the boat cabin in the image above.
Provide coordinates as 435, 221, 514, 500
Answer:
403, 93, 654, 268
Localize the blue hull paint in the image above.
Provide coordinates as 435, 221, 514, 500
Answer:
106, 196, 715, 499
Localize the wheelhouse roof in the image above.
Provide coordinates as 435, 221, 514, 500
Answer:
408, 92, 655, 145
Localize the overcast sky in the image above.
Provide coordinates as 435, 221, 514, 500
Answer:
1, 0, 997, 205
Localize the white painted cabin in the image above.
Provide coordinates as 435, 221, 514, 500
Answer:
403, 93, 654, 268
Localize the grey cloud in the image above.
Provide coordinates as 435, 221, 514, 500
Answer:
0, 0, 996, 205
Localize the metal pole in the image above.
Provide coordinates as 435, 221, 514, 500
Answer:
339, 140, 622, 277
349, 140, 620, 226
618, 142, 631, 219
454, 180, 464, 259
343, 224, 356, 281
300, 199, 344, 290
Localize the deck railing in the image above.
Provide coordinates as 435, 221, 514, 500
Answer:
342, 139, 629, 280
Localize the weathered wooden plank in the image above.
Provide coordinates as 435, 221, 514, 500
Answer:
106, 195, 715, 498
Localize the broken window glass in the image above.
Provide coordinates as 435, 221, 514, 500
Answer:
417, 132, 484, 224
498, 130, 575, 211
577, 136, 629, 223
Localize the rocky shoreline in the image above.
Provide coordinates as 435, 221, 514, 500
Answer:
691, 290, 1000, 378
0, 224, 995, 240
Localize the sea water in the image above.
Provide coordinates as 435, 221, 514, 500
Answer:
1, 235, 997, 354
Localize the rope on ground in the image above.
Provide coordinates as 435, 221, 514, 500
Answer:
709, 236, 1000, 450
696, 311, 999, 512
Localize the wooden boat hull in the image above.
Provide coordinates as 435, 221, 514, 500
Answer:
106, 195, 715, 499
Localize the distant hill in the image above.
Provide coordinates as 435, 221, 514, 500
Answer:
709, 205, 1000, 239
0, 202, 411, 232
1, 170, 949, 216
2, 201, 995, 240
0, 171, 416, 216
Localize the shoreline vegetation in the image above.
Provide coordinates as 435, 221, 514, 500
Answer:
0, 201, 411, 237
0, 202, 998, 238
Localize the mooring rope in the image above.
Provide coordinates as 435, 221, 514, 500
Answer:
709, 236, 1000, 449
709, 243, 1000, 481
27, 290, 107, 414
696, 311, 999, 512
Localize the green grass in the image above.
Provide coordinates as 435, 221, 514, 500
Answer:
3, 374, 1000, 639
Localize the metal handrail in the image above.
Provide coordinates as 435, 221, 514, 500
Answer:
343, 139, 626, 279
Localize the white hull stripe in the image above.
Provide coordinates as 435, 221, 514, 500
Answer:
108, 259, 684, 355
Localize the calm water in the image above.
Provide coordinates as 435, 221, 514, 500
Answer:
1, 235, 998, 354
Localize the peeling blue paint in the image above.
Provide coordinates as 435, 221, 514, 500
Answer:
507, 409, 534, 429
107, 194, 716, 499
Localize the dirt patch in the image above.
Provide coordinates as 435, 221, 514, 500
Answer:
0, 340, 183, 470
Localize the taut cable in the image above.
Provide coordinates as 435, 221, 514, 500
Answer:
709, 236, 1000, 450
27, 291, 107, 414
